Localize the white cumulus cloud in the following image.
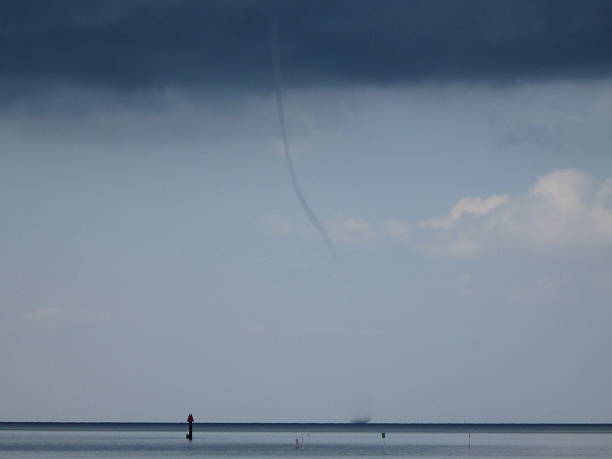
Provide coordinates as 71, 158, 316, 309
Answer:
382, 218, 411, 242
263, 169, 612, 257
402, 169, 612, 257
326, 216, 376, 243
420, 194, 511, 229
261, 214, 313, 237
261, 214, 376, 244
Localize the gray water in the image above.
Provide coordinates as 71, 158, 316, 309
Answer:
2, 430, 612, 458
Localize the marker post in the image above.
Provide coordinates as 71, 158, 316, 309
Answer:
186, 414, 194, 441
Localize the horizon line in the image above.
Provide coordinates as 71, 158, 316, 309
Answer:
2, 422, 612, 434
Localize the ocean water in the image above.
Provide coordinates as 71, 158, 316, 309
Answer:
1, 430, 612, 458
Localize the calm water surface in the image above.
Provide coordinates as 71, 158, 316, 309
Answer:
1, 430, 612, 458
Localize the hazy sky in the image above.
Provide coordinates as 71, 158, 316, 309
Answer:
1, 1, 612, 422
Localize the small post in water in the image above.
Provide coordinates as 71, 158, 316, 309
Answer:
186, 413, 194, 441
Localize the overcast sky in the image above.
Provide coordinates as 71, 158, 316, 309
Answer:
1, 0, 612, 423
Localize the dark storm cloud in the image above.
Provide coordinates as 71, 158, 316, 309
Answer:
2, 0, 612, 94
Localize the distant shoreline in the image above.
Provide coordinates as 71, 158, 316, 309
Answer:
2, 422, 612, 434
